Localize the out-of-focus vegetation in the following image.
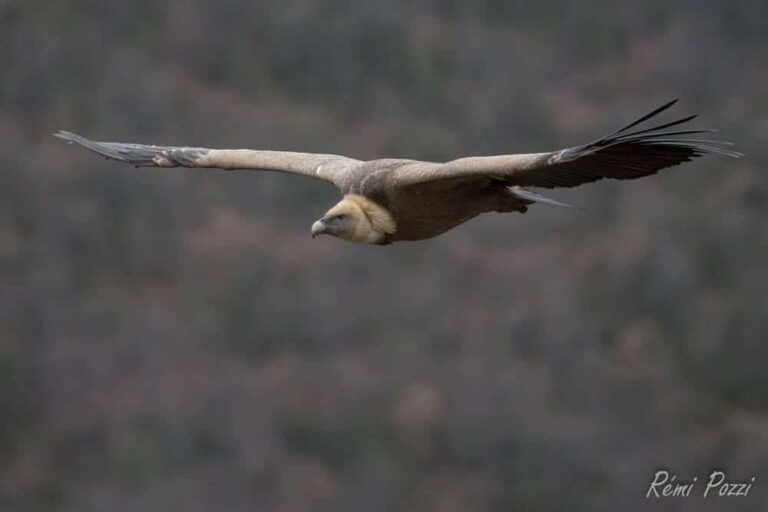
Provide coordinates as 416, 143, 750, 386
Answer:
1, 1, 767, 511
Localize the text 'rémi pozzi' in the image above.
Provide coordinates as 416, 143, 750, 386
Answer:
646, 470, 755, 499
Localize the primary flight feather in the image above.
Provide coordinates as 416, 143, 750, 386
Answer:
56, 100, 741, 245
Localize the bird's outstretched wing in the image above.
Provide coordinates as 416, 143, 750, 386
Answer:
394, 99, 742, 188
54, 131, 361, 185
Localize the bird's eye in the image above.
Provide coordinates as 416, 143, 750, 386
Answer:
336, 214, 348, 221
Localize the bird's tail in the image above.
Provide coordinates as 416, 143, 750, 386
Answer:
508, 186, 581, 209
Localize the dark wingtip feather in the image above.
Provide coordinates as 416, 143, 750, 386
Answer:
582, 101, 741, 158
605, 99, 680, 138
646, 141, 744, 158
514, 101, 740, 189
612, 114, 699, 142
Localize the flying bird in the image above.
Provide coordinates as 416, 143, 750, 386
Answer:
55, 100, 740, 245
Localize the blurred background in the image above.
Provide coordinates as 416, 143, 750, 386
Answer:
1, 1, 767, 511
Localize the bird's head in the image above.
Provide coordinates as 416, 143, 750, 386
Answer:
311, 195, 396, 245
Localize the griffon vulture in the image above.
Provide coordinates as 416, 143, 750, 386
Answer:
56, 100, 740, 245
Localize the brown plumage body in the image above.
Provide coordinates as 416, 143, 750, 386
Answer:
55, 100, 740, 245
323, 160, 527, 244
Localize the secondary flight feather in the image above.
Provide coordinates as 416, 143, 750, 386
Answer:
55, 100, 741, 245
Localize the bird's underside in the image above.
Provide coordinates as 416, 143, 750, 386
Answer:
56, 99, 741, 245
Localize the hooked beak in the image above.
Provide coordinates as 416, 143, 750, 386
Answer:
311, 219, 328, 239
